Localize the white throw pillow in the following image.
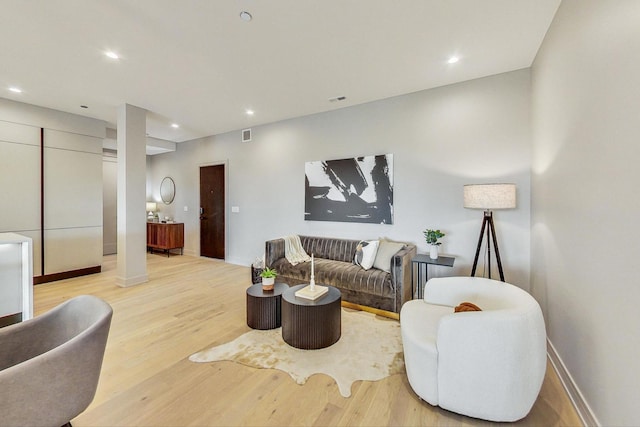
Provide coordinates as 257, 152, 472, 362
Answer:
354, 240, 379, 270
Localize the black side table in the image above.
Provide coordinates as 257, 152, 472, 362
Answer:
281, 284, 342, 349
411, 254, 455, 299
246, 283, 288, 330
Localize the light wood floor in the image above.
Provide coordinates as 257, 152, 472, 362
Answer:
33, 254, 582, 427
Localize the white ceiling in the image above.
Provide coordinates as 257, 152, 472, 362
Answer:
0, 0, 560, 143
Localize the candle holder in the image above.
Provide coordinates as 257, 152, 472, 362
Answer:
294, 253, 328, 300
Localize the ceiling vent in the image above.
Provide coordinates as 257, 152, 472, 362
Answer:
242, 128, 252, 142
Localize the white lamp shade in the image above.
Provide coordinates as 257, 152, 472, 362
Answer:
464, 183, 516, 209
146, 202, 158, 212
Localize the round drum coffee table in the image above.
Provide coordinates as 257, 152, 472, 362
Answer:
281, 284, 341, 349
246, 283, 288, 330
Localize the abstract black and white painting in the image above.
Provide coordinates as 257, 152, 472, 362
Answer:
304, 153, 393, 224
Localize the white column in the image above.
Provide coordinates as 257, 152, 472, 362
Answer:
116, 104, 148, 287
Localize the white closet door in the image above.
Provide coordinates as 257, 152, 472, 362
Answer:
0, 123, 40, 233
0, 123, 41, 276
43, 130, 102, 275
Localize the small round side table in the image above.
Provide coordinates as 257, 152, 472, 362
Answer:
246, 283, 288, 330
281, 284, 341, 349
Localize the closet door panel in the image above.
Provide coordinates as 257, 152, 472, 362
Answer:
0, 121, 40, 146
43, 129, 102, 154
44, 227, 101, 274
44, 148, 102, 229
0, 141, 40, 232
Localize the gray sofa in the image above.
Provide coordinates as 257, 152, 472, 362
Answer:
265, 235, 416, 315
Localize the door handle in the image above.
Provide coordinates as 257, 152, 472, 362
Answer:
200, 207, 204, 214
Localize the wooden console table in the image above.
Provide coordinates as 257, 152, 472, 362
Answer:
147, 222, 184, 257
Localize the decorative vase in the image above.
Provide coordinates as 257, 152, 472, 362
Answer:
429, 245, 438, 260
262, 277, 275, 291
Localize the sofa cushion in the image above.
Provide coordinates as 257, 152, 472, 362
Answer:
272, 257, 395, 298
300, 236, 359, 263
354, 240, 379, 270
373, 239, 405, 273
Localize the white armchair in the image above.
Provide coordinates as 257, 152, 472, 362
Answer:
400, 277, 546, 422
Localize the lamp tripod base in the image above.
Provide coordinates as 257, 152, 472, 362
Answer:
471, 210, 505, 282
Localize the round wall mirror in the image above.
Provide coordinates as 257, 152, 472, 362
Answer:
160, 176, 176, 204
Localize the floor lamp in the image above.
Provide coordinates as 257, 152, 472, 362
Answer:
463, 183, 516, 282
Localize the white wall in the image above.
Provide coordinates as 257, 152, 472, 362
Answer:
149, 70, 532, 288
531, 1, 640, 425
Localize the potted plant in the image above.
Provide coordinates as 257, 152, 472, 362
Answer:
423, 229, 445, 260
260, 267, 277, 291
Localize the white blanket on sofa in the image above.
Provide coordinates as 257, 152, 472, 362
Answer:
284, 235, 311, 265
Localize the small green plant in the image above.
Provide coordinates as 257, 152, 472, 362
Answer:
423, 229, 445, 246
260, 267, 277, 278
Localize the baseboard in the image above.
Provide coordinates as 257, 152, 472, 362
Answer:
0, 312, 22, 328
103, 242, 117, 255
34, 265, 101, 285
547, 339, 599, 426
115, 273, 149, 288
222, 256, 246, 266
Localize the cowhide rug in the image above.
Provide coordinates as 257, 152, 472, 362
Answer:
189, 309, 404, 397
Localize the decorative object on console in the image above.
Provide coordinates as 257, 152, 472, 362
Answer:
463, 183, 516, 282
423, 229, 445, 260
146, 202, 157, 222
259, 267, 277, 291
304, 153, 393, 224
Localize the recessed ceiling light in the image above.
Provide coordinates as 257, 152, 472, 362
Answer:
9, 87, 22, 93
447, 56, 460, 64
245, 109, 254, 116
171, 123, 180, 128
239, 11, 252, 22
105, 51, 120, 59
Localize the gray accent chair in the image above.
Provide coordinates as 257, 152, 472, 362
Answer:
0, 295, 113, 427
